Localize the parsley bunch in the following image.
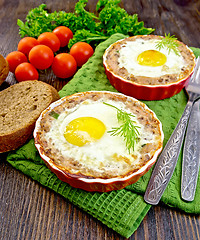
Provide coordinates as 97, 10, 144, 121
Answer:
17, 0, 154, 49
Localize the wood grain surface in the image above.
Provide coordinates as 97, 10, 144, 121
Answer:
0, 0, 200, 239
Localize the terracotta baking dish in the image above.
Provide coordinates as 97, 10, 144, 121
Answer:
34, 91, 164, 192
103, 35, 195, 100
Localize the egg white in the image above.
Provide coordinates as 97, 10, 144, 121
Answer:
118, 38, 185, 78
45, 99, 155, 174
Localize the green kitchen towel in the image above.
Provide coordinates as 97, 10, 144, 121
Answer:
7, 33, 200, 238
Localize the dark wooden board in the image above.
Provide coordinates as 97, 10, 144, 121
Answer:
0, 0, 200, 239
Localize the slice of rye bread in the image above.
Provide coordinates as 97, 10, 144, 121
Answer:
0, 80, 60, 153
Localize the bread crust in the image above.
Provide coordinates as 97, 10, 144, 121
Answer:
0, 80, 60, 153
0, 54, 9, 86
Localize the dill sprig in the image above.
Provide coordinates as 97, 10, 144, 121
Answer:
155, 33, 180, 56
103, 102, 140, 153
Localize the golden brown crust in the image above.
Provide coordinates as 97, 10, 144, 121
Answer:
0, 80, 60, 153
0, 54, 9, 86
104, 35, 195, 85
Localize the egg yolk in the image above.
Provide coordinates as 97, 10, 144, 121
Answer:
64, 117, 106, 146
137, 50, 167, 67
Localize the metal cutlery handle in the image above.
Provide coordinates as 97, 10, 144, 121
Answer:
144, 102, 192, 205
181, 100, 200, 201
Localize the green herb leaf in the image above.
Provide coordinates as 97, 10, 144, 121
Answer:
68, 29, 108, 49
155, 33, 181, 56
103, 102, 140, 153
17, 0, 154, 47
49, 111, 59, 119
98, 0, 154, 36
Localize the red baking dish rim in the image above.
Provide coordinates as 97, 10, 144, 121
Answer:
102, 36, 195, 101
34, 91, 164, 192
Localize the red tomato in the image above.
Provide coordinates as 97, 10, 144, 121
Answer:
69, 42, 94, 67
15, 62, 39, 82
51, 53, 77, 78
53, 26, 73, 47
37, 32, 60, 52
17, 37, 39, 56
29, 45, 54, 70
6, 51, 28, 73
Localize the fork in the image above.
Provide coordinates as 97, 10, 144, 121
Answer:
144, 57, 200, 205
181, 98, 200, 201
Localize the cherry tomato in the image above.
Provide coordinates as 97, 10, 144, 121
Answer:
51, 53, 77, 79
6, 51, 28, 73
69, 42, 94, 67
17, 37, 39, 56
37, 32, 60, 52
15, 62, 39, 82
29, 45, 54, 70
53, 26, 73, 47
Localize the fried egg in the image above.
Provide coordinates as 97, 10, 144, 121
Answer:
45, 99, 155, 173
118, 38, 185, 77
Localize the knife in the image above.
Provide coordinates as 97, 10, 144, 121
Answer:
181, 99, 200, 201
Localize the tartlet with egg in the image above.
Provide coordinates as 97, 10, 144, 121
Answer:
34, 91, 164, 192
103, 35, 195, 100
